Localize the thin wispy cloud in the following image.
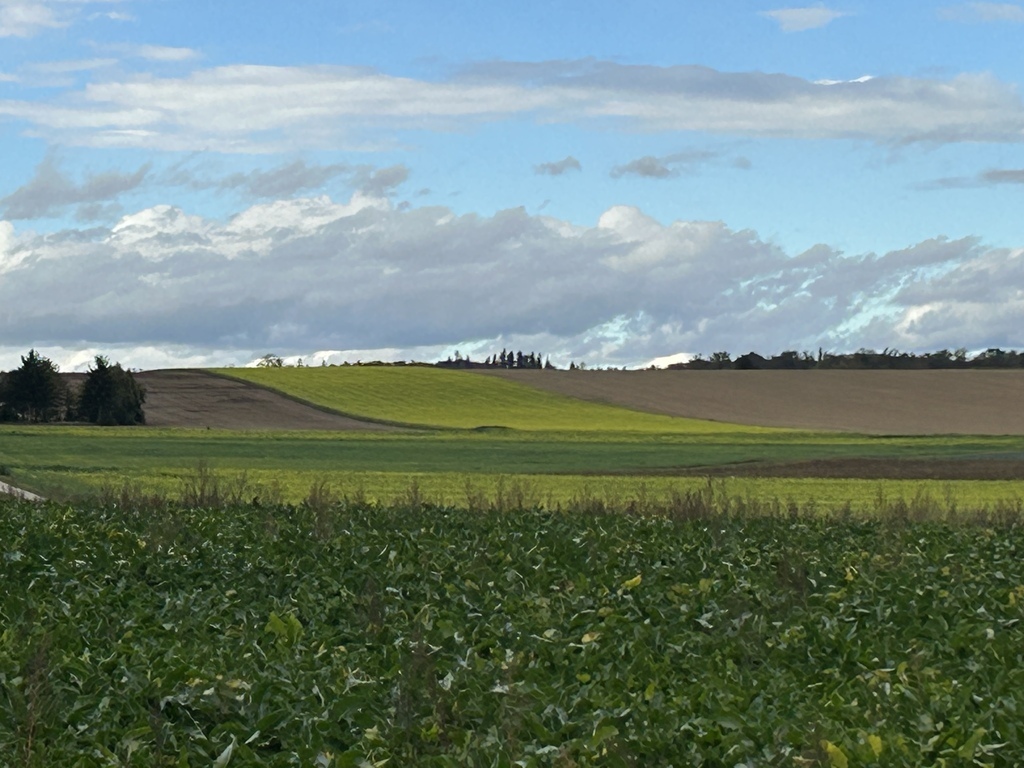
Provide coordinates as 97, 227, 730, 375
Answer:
0, 0, 125, 38
4, 61, 1023, 152
761, 6, 849, 32
0, 1, 64, 37
924, 167, 1024, 189
611, 150, 735, 179
126, 44, 200, 62
0, 153, 150, 219
534, 156, 581, 176
939, 2, 1024, 22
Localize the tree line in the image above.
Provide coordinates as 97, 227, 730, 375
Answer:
436, 349, 554, 370
0, 350, 146, 425
672, 347, 1024, 370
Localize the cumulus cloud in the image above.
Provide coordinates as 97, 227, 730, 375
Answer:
0, 194, 1019, 368
534, 156, 582, 176
1, 154, 150, 219
3, 60, 1024, 151
940, 2, 1024, 22
761, 6, 849, 31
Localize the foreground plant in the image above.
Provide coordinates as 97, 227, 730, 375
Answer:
1, 497, 1022, 765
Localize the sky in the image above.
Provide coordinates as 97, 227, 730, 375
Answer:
0, 1, 1023, 371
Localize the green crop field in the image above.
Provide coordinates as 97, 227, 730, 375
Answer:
2, 423, 1024, 511
4, 497, 1024, 765
3, 367, 1024, 764
216, 365, 770, 432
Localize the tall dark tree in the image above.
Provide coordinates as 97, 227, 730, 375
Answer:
78, 356, 146, 426
0, 349, 68, 422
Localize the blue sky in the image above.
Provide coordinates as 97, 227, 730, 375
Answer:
1, 1, 1023, 369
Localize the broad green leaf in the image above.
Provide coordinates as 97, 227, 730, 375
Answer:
822, 741, 848, 768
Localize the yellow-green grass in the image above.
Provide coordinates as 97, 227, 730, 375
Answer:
216, 365, 777, 433
17, 464, 1024, 515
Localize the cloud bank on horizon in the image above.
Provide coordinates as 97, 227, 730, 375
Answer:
0, 0, 1022, 370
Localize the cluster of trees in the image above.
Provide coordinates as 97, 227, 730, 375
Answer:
437, 349, 554, 370
0, 350, 145, 425
672, 347, 1024, 371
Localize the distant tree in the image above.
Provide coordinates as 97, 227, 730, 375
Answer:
257, 354, 284, 368
0, 349, 69, 422
709, 351, 732, 369
78, 356, 146, 426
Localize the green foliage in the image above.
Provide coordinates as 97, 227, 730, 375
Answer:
0, 350, 68, 423
78, 356, 146, 426
217, 365, 768, 432
3, 498, 1024, 764
3, 422, 1024, 508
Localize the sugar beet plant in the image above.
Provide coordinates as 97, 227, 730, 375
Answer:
2, 495, 1024, 766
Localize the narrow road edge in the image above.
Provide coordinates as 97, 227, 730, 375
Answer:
0, 480, 45, 502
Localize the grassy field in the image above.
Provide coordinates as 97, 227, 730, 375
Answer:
3, 423, 1024, 511
216, 365, 771, 432
1, 366, 1023, 508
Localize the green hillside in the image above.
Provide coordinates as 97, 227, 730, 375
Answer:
216, 366, 770, 433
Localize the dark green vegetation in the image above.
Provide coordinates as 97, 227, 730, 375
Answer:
677, 347, 1024, 370
77, 356, 147, 426
0, 350, 70, 423
0, 351, 145, 425
3, 496, 1023, 765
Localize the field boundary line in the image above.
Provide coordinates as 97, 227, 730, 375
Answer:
201, 369, 436, 432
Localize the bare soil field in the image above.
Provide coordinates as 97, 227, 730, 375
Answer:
475, 369, 1024, 435
133, 370, 398, 431
624, 458, 1024, 480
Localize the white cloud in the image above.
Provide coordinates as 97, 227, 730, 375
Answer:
0, 0, 125, 37
0, 1, 64, 37
940, 2, 1024, 22
29, 57, 117, 74
0, 194, 1019, 369
131, 44, 200, 62
2, 61, 1022, 151
761, 6, 849, 32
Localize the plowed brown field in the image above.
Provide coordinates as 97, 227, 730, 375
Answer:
474, 369, 1024, 435
133, 370, 398, 431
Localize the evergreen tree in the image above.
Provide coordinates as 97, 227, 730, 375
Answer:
0, 349, 68, 422
78, 356, 146, 426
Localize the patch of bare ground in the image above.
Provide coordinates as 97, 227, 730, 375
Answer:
131, 370, 399, 430
630, 458, 1024, 480
474, 369, 1024, 435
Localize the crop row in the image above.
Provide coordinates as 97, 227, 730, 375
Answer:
2, 496, 1024, 765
